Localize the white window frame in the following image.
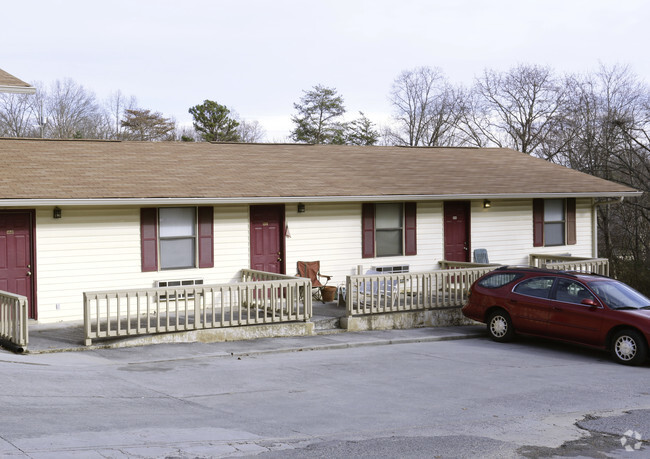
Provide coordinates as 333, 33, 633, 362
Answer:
158, 207, 197, 270
543, 199, 566, 247
375, 203, 404, 257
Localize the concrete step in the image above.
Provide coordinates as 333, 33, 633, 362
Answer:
312, 316, 341, 332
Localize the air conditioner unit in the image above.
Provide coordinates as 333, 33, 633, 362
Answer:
155, 279, 204, 300
155, 279, 204, 288
371, 265, 409, 274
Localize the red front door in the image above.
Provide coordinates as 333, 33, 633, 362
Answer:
0, 211, 36, 318
250, 205, 285, 274
444, 201, 470, 262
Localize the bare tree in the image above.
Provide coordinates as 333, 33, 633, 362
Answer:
454, 86, 494, 147
388, 67, 462, 146
29, 81, 48, 138
45, 78, 101, 138
551, 64, 650, 292
470, 64, 565, 155
238, 119, 266, 143
105, 90, 137, 139
0, 92, 35, 137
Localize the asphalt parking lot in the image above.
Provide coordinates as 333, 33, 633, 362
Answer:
1, 327, 648, 458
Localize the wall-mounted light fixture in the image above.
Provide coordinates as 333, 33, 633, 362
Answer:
483, 199, 491, 209
53, 207, 62, 219
297, 203, 306, 213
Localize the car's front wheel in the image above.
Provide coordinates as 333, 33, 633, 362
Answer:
487, 309, 514, 342
611, 329, 648, 366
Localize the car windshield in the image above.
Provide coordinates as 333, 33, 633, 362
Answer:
589, 280, 650, 310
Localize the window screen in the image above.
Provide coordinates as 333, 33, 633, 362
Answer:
375, 203, 403, 257
544, 199, 565, 246
159, 207, 196, 269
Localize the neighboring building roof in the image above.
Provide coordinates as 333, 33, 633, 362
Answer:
0, 69, 36, 94
0, 138, 640, 205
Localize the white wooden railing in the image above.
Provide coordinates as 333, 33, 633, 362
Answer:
345, 266, 500, 316
83, 269, 312, 345
543, 258, 609, 276
0, 291, 28, 348
529, 254, 610, 276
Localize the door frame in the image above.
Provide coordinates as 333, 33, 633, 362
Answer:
249, 204, 286, 274
0, 209, 37, 319
443, 201, 471, 263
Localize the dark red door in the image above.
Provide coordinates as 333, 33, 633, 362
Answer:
250, 205, 285, 274
444, 201, 470, 262
0, 211, 35, 318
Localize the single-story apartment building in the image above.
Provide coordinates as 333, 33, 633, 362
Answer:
0, 138, 640, 324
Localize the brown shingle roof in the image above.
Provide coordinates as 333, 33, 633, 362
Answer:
0, 138, 638, 202
0, 69, 35, 94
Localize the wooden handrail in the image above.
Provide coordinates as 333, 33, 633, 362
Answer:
345, 266, 500, 317
83, 271, 311, 345
0, 291, 28, 348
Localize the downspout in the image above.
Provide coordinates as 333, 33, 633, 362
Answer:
592, 197, 624, 257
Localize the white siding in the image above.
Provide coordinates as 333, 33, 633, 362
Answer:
284, 202, 444, 285
34, 205, 249, 323
470, 198, 594, 265
31, 199, 594, 323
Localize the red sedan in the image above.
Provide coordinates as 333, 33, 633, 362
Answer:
462, 267, 650, 365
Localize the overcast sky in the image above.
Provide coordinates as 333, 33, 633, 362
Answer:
4, 0, 650, 140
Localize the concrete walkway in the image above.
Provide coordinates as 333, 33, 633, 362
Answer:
11, 302, 485, 355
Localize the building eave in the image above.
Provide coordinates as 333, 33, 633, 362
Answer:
0, 191, 641, 207
0, 85, 36, 94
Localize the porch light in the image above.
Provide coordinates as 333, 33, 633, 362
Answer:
53, 207, 62, 219
483, 200, 491, 209
297, 203, 306, 213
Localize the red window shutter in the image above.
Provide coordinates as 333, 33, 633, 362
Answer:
566, 198, 576, 245
198, 206, 214, 268
533, 199, 544, 247
361, 203, 375, 258
140, 208, 158, 272
404, 202, 417, 256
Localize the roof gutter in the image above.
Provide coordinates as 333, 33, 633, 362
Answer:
0, 85, 36, 94
0, 191, 641, 207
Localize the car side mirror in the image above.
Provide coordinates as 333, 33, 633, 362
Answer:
581, 298, 598, 308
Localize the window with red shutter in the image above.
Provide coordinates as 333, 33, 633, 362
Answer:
140, 206, 214, 271
533, 198, 577, 247
198, 207, 214, 268
140, 208, 158, 272
361, 203, 375, 258
533, 199, 544, 247
404, 202, 417, 256
566, 198, 576, 245
362, 202, 417, 258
